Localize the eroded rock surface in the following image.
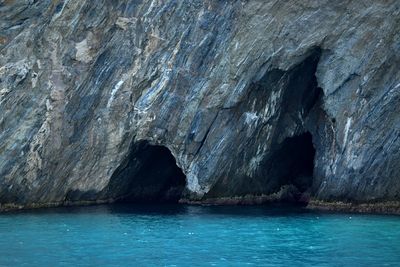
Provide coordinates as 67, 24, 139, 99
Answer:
0, 0, 399, 211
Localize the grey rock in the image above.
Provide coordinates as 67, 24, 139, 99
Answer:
0, 0, 399, 211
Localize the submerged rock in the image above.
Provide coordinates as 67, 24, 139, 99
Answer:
0, 0, 399, 212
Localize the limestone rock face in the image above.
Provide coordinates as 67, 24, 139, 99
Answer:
0, 0, 399, 208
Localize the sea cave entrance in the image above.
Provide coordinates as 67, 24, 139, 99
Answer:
264, 131, 316, 203
279, 132, 315, 193
259, 48, 321, 204
106, 141, 187, 203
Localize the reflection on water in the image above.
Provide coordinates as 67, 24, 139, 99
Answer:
1, 204, 399, 266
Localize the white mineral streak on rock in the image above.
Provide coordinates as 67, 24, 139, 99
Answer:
143, 0, 158, 17
186, 164, 207, 194
343, 117, 352, 149
31, 72, 38, 88
136, 70, 172, 112
244, 112, 259, 125
263, 90, 281, 120
247, 146, 265, 177
244, 111, 260, 137
107, 80, 125, 108
187, 173, 201, 193
345, 131, 364, 171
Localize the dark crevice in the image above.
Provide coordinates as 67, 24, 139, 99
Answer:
255, 49, 322, 204
277, 47, 322, 123
264, 50, 322, 204
202, 48, 324, 205
103, 141, 187, 203
272, 132, 315, 193
263, 49, 322, 204
193, 111, 219, 157
246, 131, 317, 206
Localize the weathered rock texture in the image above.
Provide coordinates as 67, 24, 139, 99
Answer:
0, 0, 399, 212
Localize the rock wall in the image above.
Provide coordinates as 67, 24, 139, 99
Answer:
0, 0, 399, 211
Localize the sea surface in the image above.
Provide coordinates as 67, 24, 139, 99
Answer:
0, 204, 399, 266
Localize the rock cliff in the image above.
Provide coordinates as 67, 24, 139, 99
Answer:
0, 0, 399, 212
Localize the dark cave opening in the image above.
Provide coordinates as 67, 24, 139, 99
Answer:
105, 141, 187, 203
265, 132, 316, 203
279, 132, 315, 192
202, 48, 323, 205
267, 48, 321, 204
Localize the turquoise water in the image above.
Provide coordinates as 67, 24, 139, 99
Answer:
0, 204, 399, 266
